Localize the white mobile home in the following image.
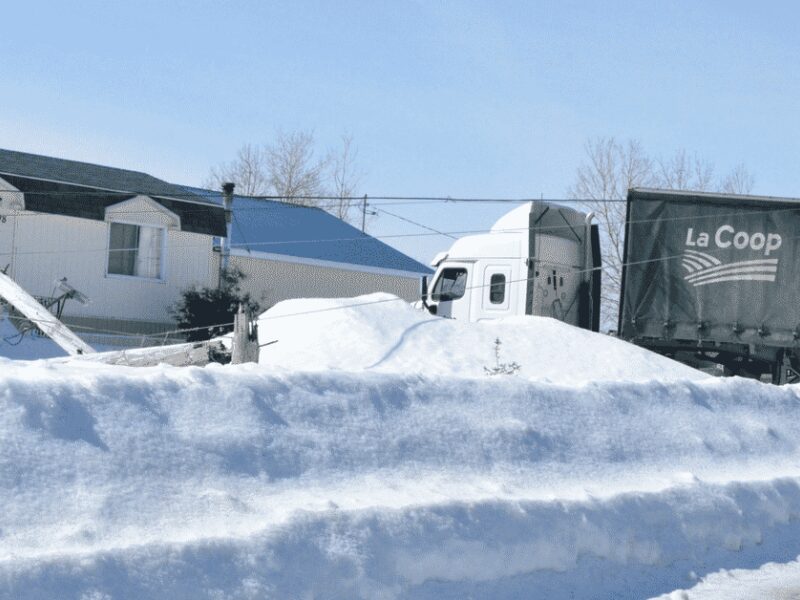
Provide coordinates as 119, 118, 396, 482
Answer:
0, 150, 224, 341
0, 149, 430, 347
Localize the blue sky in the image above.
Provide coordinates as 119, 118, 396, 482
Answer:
1, 1, 798, 261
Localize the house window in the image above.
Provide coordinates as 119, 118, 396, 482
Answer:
107, 222, 164, 279
489, 273, 506, 304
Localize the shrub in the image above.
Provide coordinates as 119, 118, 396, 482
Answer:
171, 268, 260, 342
484, 337, 521, 376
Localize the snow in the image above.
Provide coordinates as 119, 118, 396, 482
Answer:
257, 293, 705, 383
0, 272, 94, 355
653, 559, 800, 599
0, 312, 76, 360
1, 293, 800, 598
0, 314, 123, 360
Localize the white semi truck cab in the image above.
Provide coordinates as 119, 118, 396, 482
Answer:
421, 202, 601, 331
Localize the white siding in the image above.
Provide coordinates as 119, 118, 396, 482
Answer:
105, 195, 181, 229
0, 177, 23, 212
0, 208, 14, 273
229, 254, 422, 309
0, 206, 217, 327
0, 198, 422, 335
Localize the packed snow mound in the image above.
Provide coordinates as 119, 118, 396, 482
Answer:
653, 558, 800, 599
0, 357, 799, 598
258, 293, 706, 383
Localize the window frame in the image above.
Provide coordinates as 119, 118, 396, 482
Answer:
105, 219, 168, 282
489, 273, 506, 305
430, 267, 468, 302
482, 265, 511, 311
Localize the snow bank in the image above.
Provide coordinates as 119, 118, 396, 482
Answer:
257, 293, 705, 383
5, 294, 800, 598
653, 558, 800, 599
0, 354, 799, 598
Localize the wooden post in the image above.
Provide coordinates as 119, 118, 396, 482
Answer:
221, 182, 235, 278
231, 304, 259, 364
361, 194, 368, 232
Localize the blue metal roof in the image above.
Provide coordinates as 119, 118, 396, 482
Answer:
189, 189, 432, 276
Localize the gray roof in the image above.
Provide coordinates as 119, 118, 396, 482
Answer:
0, 148, 210, 203
0, 148, 226, 236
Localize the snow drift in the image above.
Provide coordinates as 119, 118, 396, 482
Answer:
257, 293, 705, 383
1, 294, 800, 598
653, 558, 800, 599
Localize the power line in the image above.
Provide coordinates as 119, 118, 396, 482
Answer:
1, 201, 798, 260
2, 188, 799, 343
0, 233, 791, 348
0, 188, 618, 202
257, 242, 765, 322
2, 187, 798, 220
373, 206, 458, 240
0, 308, 235, 342
14, 186, 786, 205
10, 188, 797, 206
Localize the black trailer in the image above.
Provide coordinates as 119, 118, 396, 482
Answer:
619, 188, 800, 384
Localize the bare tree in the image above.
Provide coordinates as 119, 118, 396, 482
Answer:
567, 138, 655, 328
568, 136, 754, 330
330, 134, 362, 221
206, 131, 363, 225
656, 149, 715, 191
205, 144, 270, 196
720, 162, 755, 194
265, 130, 329, 205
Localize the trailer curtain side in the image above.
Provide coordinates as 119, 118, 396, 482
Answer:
620, 189, 800, 348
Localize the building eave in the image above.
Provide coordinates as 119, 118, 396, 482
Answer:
229, 248, 429, 279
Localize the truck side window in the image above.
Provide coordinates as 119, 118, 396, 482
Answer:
489, 273, 506, 304
431, 268, 467, 301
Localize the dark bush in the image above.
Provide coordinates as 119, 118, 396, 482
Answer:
171, 268, 260, 342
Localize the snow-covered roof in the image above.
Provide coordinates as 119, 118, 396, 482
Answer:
190, 189, 432, 277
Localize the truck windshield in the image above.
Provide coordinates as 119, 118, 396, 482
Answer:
431, 268, 468, 301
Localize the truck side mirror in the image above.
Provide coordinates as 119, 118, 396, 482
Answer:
420, 275, 437, 314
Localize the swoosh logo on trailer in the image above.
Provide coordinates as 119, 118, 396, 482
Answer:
681, 249, 778, 287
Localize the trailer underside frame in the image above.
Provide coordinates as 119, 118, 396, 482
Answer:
632, 337, 800, 385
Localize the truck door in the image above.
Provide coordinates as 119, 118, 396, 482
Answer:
430, 265, 470, 319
